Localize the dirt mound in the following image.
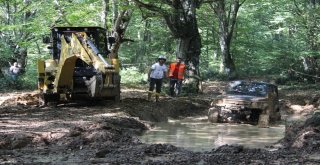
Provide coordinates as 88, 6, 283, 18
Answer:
0, 91, 39, 106
47, 117, 148, 152
0, 133, 33, 149
121, 97, 209, 122
281, 112, 320, 151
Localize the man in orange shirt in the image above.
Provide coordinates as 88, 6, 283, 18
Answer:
168, 57, 186, 97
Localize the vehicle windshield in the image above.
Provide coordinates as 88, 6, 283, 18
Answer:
226, 81, 268, 97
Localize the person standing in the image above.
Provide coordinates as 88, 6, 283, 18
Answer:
9, 62, 21, 81
168, 57, 186, 96
148, 55, 167, 102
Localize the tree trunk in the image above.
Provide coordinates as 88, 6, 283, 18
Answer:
164, 0, 202, 92
112, 0, 118, 26
211, 0, 244, 78
163, 0, 201, 65
301, 56, 319, 82
7, 0, 32, 70
306, 0, 320, 52
219, 33, 235, 76
110, 2, 133, 58
136, 19, 150, 64
16, 48, 28, 72
133, 0, 202, 92
164, 0, 201, 93
101, 0, 109, 29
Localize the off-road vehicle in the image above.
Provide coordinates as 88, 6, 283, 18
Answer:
208, 80, 280, 125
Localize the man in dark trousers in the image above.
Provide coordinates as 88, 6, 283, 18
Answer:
9, 62, 21, 81
148, 55, 168, 102
168, 57, 186, 97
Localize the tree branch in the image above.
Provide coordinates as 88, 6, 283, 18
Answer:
53, 0, 72, 26
163, 0, 172, 6
293, 0, 302, 16
131, 0, 167, 15
239, 0, 246, 7
201, 0, 215, 3
228, 1, 240, 42
121, 38, 134, 43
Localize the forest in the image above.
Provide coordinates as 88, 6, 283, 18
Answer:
1, 1, 320, 164
1, 0, 320, 90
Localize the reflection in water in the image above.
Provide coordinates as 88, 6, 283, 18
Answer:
139, 117, 285, 152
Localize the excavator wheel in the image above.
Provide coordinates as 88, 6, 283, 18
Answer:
113, 92, 121, 103
111, 75, 121, 103
86, 74, 103, 98
114, 83, 121, 103
39, 92, 47, 106
39, 93, 59, 106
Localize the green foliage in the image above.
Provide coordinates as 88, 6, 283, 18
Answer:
0, 53, 38, 92
226, 1, 299, 77
119, 11, 175, 66
120, 66, 147, 84
18, 73, 37, 90
0, 43, 14, 67
196, 0, 320, 81
1, 0, 320, 90
18, 53, 39, 90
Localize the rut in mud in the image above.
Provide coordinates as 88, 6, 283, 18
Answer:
0, 81, 320, 164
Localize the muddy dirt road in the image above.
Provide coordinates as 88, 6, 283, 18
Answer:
0, 81, 320, 164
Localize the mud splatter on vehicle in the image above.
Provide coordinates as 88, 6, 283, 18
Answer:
208, 80, 281, 126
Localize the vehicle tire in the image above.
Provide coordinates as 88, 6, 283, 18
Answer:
113, 94, 121, 103
258, 114, 269, 127
270, 109, 281, 122
208, 106, 219, 123
39, 93, 59, 107
39, 93, 47, 107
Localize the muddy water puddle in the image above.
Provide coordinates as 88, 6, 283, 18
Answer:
139, 117, 285, 152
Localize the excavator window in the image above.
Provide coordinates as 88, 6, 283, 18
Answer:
50, 27, 109, 61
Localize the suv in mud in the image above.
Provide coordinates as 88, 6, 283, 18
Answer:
208, 81, 280, 125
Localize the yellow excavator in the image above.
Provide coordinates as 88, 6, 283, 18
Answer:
37, 27, 120, 105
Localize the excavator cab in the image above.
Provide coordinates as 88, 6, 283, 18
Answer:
38, 27, 120, 105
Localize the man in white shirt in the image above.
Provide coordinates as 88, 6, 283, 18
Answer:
9, 62, 21, 81
148, 55, 167, 102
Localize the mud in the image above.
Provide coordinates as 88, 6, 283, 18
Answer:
0, 81, 320, 164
